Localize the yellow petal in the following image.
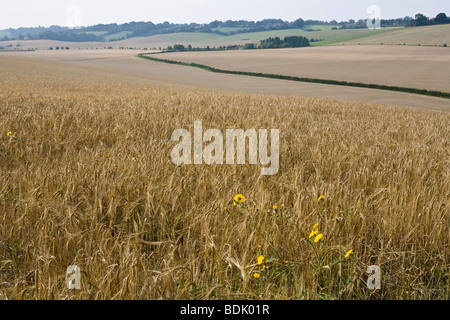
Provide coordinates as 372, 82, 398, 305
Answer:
314, 234, 323, 242
257, 255, 265, 265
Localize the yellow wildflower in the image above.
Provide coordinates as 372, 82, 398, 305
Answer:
253, 273, 260, 279
318, 196, 325, 202
234, 194, 245, 203
257, 255, 265, 265
7, 131, 13, 137
309, 223, 320, 238
273, 205, 277, 210
345, 249, 353, 258
314, 233, 323, 243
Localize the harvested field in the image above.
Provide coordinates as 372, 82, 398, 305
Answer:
155, 45, 450, 92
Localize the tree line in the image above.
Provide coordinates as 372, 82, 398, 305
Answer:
164, 35, 310, 52
0, 13, 448, 42
408, 13, 450, 27
244, 36, 310, 49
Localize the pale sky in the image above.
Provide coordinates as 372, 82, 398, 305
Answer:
1, 0, 449, 29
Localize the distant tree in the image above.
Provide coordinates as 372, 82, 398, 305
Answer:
434, 13, 448, 25
414, 13, 429, 26
292, 18, 305, 28
257, 35, 309, 49
208, 20, 220, 28
173, 44, 185, 51
243, 43, 255, 49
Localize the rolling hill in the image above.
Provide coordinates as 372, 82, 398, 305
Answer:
338, 24, 450, 46
1, 27, 399, 51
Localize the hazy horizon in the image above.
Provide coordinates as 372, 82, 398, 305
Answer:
1, 0, 450, 30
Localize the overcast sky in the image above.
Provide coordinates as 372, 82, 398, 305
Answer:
1, 0, 449, 29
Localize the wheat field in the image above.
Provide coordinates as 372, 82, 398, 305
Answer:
0, 55, 449, 300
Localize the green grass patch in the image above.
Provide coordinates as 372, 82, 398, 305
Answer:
211, 27, 250, 33
104, 31, 133, 41
304, 25, 340, 31
84, 31, 108, 36
141, 28, 400, 47
310, 27, 401, 46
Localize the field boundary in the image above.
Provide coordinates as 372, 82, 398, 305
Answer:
137, 52, 450, 100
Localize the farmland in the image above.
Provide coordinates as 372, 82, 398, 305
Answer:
0, 27, 398, 51
0, 10, 450, 301
4, 49, 450, 112
339, 24, 450, 46
154, 45, 450, 92
0, 50, 449, 300
145, 27, 399, 47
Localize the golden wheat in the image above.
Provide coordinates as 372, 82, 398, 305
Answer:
0, 55, 448, 300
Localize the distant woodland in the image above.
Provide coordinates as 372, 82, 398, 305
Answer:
1, 13, 449, 42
